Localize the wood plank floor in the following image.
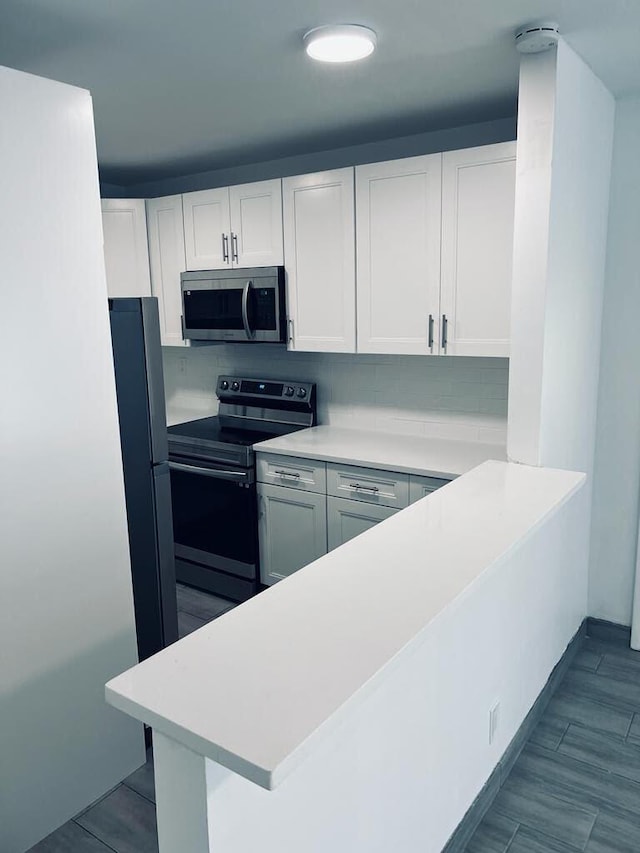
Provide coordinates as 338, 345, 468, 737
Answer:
28, 630, 640, 852
464, 636, 640, 853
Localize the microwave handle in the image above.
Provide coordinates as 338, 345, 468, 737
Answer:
241, 280, 254, 340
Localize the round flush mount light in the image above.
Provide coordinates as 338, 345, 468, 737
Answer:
304, 24, 377, 63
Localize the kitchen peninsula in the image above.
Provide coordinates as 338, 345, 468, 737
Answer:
106, 459, 586, 853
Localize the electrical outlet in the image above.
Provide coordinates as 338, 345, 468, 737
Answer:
178, 357, 187, 375
489, 701, 500, 745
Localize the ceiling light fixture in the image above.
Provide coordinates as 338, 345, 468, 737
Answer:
303, 25, 377, 63
514, 22, 559, 54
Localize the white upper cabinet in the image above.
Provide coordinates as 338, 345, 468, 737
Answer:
356, 154, 442, 355
101, 199, 151, 298
146, 195, 188, 347
182, 188, 231, 270
440, 142, 516, 357
183, 180, 283, 271
229, 179, 283, 267
283, 168, 356, 353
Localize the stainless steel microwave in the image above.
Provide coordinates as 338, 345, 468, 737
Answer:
181, 267, 286, 343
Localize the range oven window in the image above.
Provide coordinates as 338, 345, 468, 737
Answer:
169, 458, 257, 570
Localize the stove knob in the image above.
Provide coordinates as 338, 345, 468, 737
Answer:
297, 387, 307, 398
231, 381, 240, 392
220, 380, 229, 391
284, 386, 295, 397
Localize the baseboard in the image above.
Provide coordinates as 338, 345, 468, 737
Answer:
442, 619, 587, 853
586, 617, 631, 646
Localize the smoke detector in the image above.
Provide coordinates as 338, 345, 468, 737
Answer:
515, 22, 559, 54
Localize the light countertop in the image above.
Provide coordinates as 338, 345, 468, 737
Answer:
106, 461, 584, 791
253, 425, 507, 479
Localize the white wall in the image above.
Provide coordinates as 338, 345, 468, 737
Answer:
589, 97, 640, 626
163, 346, 509, 443
0, 67, 145, 852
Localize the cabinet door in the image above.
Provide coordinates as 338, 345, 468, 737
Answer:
258, 483, 327, 585
283, 169, 356, 353
440, 142, 516, 357
101, 199, 151, 297
146, 195, 187, 347
182, 188, 231, 270
229, 179, 283, 267
327, 496, 397, 551
356, 155, 442, 355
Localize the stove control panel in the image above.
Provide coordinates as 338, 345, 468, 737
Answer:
217, 376, 315, 404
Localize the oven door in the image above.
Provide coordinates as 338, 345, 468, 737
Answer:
181, 269, 284, 343
168, 456, 258, 590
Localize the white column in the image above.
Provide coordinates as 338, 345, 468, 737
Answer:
507, 41, 615, 476
153, 733, 212, 852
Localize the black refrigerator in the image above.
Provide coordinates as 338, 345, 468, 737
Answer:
109, 297, 178, 661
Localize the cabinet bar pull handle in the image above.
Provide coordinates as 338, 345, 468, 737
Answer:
349, 483, 379, 493
428, 314, 434, 351
276, 470, 300, 478
288, 319, 294, 345
231, 232, 239, 263
222, 233, 229, 263
441, 314, 448, 352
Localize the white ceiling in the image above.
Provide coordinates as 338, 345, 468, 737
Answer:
1, 0, 638, 186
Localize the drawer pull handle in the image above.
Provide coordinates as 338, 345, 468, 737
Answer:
349, 483, 379, 494
276, 470, 301, 479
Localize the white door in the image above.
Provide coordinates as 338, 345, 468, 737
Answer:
327, 496, 397, 551
356, 155, 442, 355
229, 179, 283, 267
182, 188, 231, 270
258, 483, 327, 585
283, 168, 356, 352
440, 142, 516, 357
101, 199, 151, 297
146, 195, 188, 347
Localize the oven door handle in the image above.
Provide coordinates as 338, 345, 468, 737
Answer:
168, 461, 250, 482
241, 280, 254, 340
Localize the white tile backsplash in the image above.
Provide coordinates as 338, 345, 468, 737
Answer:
162, 345, 509, 443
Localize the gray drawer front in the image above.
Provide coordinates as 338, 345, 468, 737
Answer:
256, 453, 326, 493
408, 474, 450, 504
326, 462, 409, 509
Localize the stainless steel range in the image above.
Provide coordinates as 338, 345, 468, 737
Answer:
167, 376, 316, 601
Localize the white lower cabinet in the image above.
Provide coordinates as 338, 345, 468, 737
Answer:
326, 462, 409, 509
258, 483, 327, 586
408, 474, 450, 503
256, 451, 452, 584
327, 496, 397, 550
